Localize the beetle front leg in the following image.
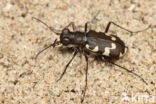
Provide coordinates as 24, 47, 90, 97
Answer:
64, 22, 75, 32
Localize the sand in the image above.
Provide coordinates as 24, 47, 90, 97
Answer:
0, 0, 155, 104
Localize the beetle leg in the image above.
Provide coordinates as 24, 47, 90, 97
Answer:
81, 53, 89, 103
109, 61, 148, 85
105, 21, 150, 34
100, 57, 148, 85
57, 48, 79, 82
64, 22, 75, 32
84, 22, 88, 34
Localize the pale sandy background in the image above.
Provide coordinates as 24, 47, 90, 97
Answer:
0, 0, 156, 104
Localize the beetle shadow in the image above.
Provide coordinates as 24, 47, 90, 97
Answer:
94, 55, 120, 67
58, 47, 75, 54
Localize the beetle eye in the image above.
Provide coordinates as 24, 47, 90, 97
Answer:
62, 37, 70, 45
63, 29, 69, 34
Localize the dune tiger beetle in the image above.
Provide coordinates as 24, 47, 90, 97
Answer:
33, 16, 150, 103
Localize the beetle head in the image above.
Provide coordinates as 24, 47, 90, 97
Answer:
60, 28, 74, 46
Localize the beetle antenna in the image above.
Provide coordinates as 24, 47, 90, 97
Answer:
32, 17, 61, 35
108, 61, 148, 85
35, 39, 60, 61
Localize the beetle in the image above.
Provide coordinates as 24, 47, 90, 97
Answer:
33, 17, 149, 103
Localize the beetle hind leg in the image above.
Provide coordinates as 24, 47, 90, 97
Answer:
105, 21, 150, 34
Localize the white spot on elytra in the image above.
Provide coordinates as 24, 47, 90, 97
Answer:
119, 47, 127, 57
124, 47, 128, 54
85, 44, 90, 49
103, 47, 110, 56
57, 37, 60, 41
119, 52, 123, 57
86, 44, 99, 52
92, 46, 99, 52
103, 43, 116, 56
111, 37, 116, 41
105, 33, 111, 36
111, 43, 116, 49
